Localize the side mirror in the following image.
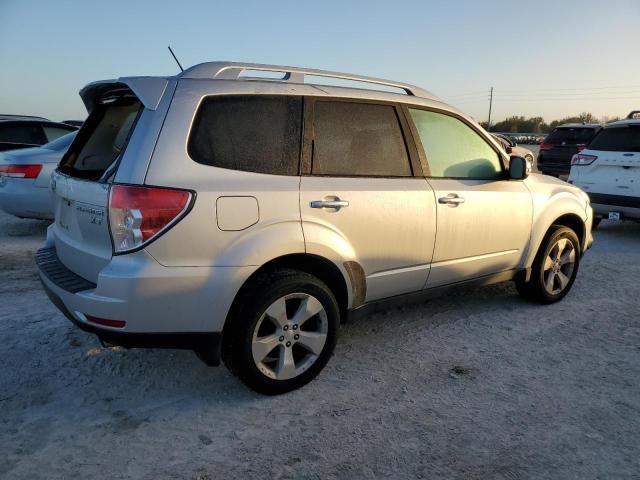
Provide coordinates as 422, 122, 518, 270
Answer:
505, 146, 513, 154
509, 156, 530, 180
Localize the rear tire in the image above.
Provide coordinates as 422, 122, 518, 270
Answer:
516, 226, 581, 304
222, 269, 339, 395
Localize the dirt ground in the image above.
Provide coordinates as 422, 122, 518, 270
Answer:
0, 209, 639, 480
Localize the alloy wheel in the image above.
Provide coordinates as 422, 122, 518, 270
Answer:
251, 293, 328, 381
542, 237, 576, 295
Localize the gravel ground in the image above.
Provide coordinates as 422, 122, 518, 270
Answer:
0, 209, 639, 480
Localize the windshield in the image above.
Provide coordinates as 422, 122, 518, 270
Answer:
58, 96, 142, 180
588, 125, 640, 152
43, 131, 77, 151
545, 127, 598, 145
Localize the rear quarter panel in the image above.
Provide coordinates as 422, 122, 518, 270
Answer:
143, 79, 307, 268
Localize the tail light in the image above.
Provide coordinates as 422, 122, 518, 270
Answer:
84, 314, 126, 328
576, 144, 587, 152
108, 185, 193, 254
539, 143, 553, 151
0, 164, 43, 179
571, 154, 597, 166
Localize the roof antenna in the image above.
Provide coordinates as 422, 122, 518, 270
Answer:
168, 46, 184, 72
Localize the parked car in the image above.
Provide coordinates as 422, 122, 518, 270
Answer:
62, 120, 84, 127
0, 114, 49, 121
0, 116, 77, 152
37, 62, 594, 394
491, 133, 535, 164
568, 113, 640, 228
537, 123, 601, 177
0, 131, 77, 219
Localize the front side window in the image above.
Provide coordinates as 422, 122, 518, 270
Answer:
189, 95, 302, 176
311, 101, 411, 177
409, 109, 503, 179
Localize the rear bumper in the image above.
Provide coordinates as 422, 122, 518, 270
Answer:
36, 244, 256, 357
588, 192, 640, 210
38, 274, 220, 360
537, 154, 571, 176
588, 192, 640, 220
537, 163, 570, 176
0, 179, 53, 219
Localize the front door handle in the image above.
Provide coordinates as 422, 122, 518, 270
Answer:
438, 194, 465, 206
310, 199, 349, 209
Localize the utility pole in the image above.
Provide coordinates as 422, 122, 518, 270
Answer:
487, 86, 494, 131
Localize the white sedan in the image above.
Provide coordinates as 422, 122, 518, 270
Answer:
0, 131, 76, 220
491, 133, 535, 164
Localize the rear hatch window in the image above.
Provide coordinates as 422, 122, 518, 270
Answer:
58, 96, 142, 180
545, 127, 598, 145
588, 125, 640, 152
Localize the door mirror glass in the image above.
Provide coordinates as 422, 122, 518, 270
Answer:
509, 156, 530, 180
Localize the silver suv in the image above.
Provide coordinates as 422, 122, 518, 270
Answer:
37, 62, 594, 394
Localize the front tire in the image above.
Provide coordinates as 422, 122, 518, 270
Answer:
516, 226, 581, 304
222, 269, 339, 395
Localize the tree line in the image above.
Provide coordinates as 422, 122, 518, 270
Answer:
479, 112, 621, 133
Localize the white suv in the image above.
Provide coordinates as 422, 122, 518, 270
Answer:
37, 62, 594, 394
569, 112, 640, 227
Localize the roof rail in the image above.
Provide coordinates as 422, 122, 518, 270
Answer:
180, 61, 435, 99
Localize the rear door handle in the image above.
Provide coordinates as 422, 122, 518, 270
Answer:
438, 194, 465, 206
310, 199, 349, 209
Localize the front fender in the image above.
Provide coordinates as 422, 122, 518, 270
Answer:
524, 188, 588, 267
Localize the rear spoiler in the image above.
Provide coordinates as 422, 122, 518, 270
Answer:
79, 77, 169, 113
627, 110, 640, 119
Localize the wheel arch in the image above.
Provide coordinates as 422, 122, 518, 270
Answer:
525, 212, 586, 269
223, 253, 360, 338
551, 213, 586, 250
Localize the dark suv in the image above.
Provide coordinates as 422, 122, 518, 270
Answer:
0, 116, 77, 152
537, 123, 601, 177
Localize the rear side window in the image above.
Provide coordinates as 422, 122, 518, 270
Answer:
43, 125, 75, 142
0, 123, 46, 145
588, 125, 640, 152
545, 127, 598, 145
59, 97, 142, 180
42, 131, 77, 151
189, 95, 302, 176
311, 101, 411, 176
409, 109, 503, 180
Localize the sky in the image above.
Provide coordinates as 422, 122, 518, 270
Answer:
1, 0, 639, 124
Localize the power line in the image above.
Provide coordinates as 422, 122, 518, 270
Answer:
492, 90, 640, 98
446, 85, 640, 98
494, 84, 640, 93
451, 95, 640, 103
